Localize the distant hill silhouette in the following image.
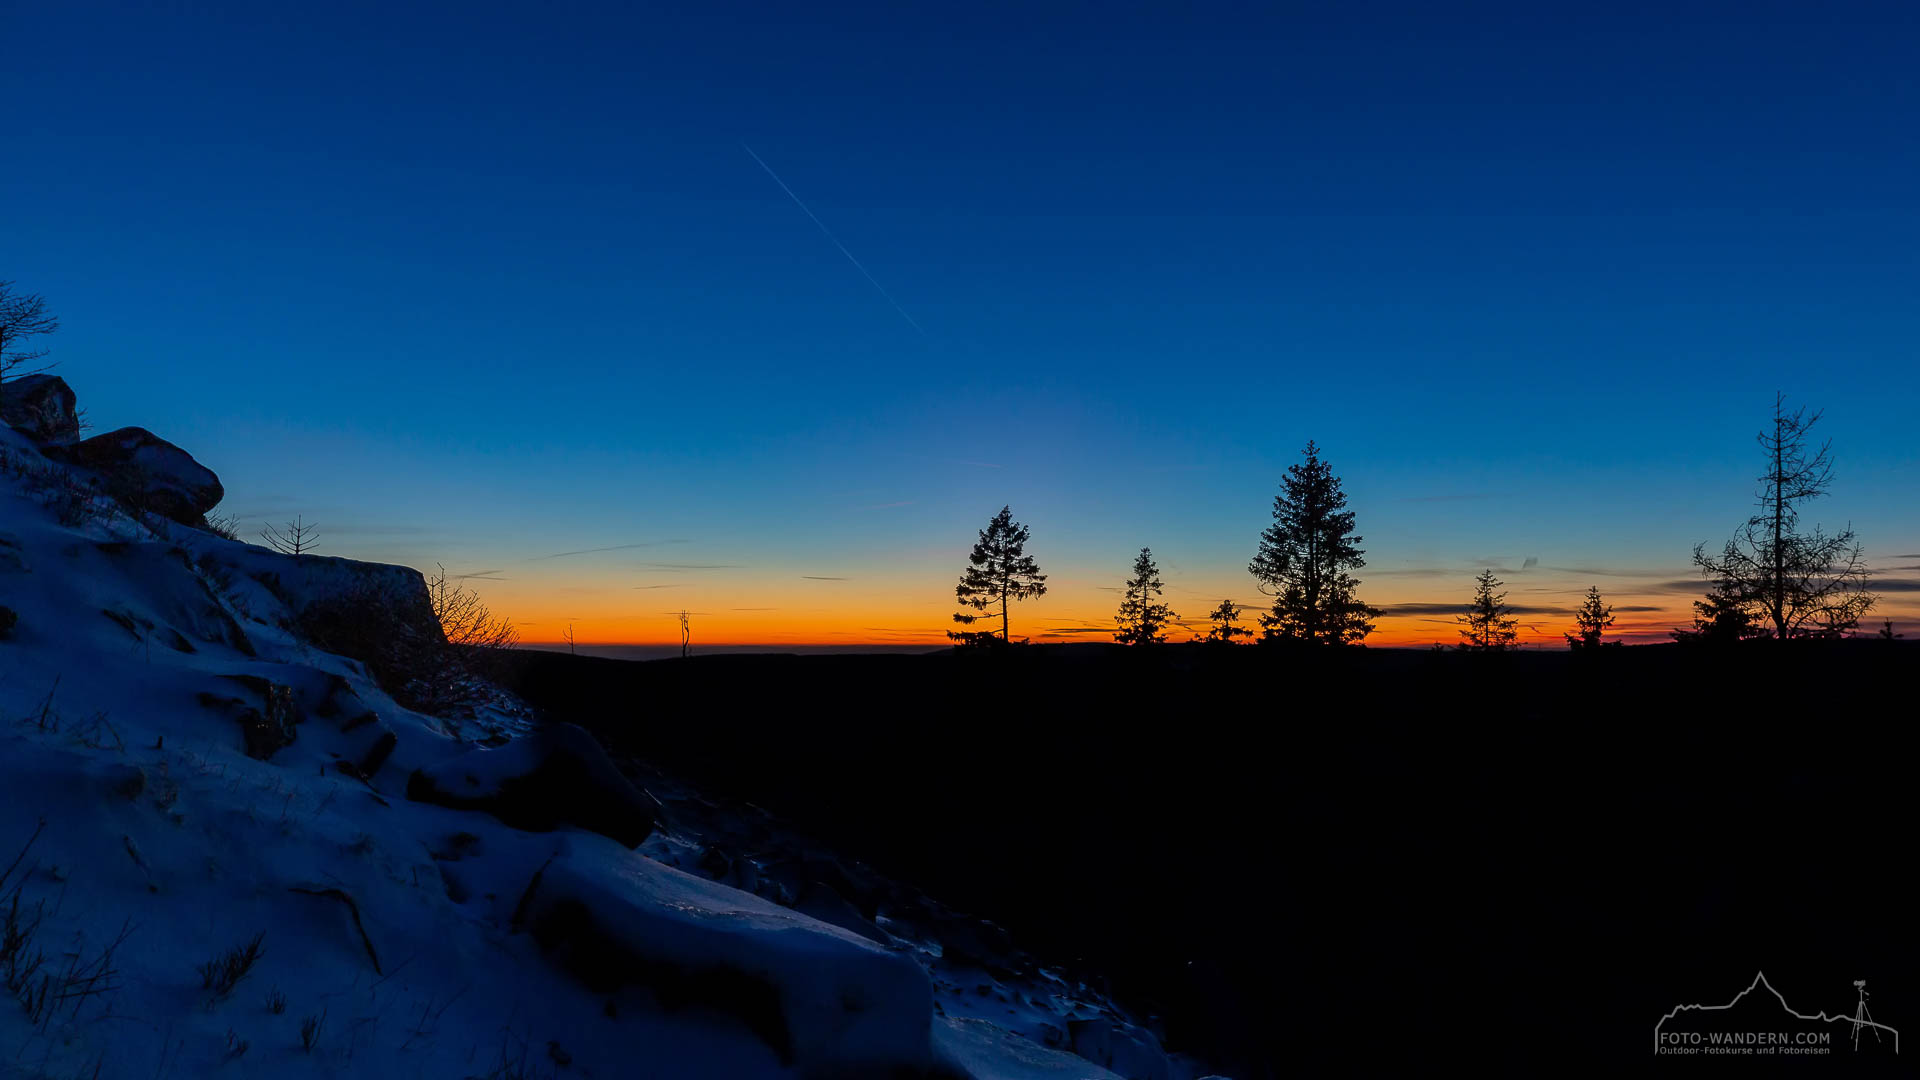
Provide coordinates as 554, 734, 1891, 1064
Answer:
499, 640, 1918, 1077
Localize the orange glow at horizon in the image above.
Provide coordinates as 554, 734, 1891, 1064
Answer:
472, 569, 1857, 650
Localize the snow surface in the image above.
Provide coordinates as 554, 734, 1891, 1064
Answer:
0, 426, 1217, 1079
518, 835, 936, 1072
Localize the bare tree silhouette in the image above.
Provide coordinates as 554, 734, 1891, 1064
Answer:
260, 515, 319, 555
425, 566, 517, 650
413, 566, 519, 714
1692, 395, 1875, 639
679, 610, 690, 659
0, 282, 59, 385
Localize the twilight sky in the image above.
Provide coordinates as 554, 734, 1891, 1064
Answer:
8, 1, 1917, 649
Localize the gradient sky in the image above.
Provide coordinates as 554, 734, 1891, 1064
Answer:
9, 1, 1917, 649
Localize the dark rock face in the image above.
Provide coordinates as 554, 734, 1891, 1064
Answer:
207, 674, 302, 760
356, 731, 398, 779
0, 374, 79, 445
282, 564, 446, 711
794, 881, 894, 946
929, 913, 1028, 979
521, 892, 794, 1062
406, 723, 657, 848
68, 426, 223, 525
1068, 1017, 1171, 1080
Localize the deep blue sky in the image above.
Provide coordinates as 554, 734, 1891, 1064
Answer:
9, 1, 1917, 644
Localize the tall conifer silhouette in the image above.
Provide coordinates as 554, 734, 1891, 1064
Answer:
951, 506, 1047, 644
1564, 586, 1618, 649
1113, 547, 1176, 645
1203, 599, 1251, 644
1249, 441, 1378, 644
1672, 577, 1763, 644
1458, 569, 1519, 651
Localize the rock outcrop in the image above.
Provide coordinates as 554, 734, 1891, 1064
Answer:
1068, 1017, 1171, 1080
68, 425, 223, 525
514, 837, 938, 1075
0, 374, 80, 445
407, 723, 658, 848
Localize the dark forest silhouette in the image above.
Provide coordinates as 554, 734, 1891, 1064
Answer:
501, 636, 1918, 1078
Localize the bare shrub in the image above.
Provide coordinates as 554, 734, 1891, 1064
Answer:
427, 565, 518, 650
0, 448, 108, 528
0, 281, 59, 382
300, 1009, 325, 1053
2, 888, 47, 1005
197, 931, 265, 997
297, 577, 441, 690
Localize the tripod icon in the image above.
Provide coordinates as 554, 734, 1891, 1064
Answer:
1853, 980, 1882, 1051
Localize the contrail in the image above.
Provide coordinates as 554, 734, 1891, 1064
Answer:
741, 143, 926, 336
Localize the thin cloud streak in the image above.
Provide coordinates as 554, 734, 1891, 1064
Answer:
526, 542, 684, 561
1378, 601, 1666, 617
742, 142, 926, 336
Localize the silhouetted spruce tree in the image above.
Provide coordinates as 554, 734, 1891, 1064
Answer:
1692, 394, 1875, 639
1113, 547, 1175, 645
1672, 577, 1763, 644
1203, 599, 1251, 644
1877, 618, 1902, 641
950, 506, 1047, 645
1564, 586, 1619, 649
1248, 441, 1378, 644
1458, 570, 1519, 651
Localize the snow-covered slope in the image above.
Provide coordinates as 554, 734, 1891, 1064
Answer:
0, 424, 1191, 1079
